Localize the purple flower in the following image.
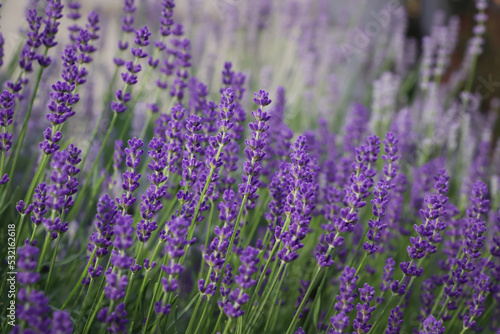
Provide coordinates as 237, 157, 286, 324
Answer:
67, 2, 81, 45
353, 283, 376, 333
420, 315, 445, 334
113, 140, 126, 170
113, 214, 134, 252
334, 266, 358, 314
221, 246, 260, 318
51, 310, 74, 334
462, 272, 490, 329
328, 312, 350, 334
238, 90, 272, 210
116, 138, 144, 212
100, 302, 129, 333
14, 288, 51, 334
277, 135, 317, 263
377, 258, 395, 304
40, 0, 64, 51
18, 239, 40, 286
342, 103, 368, 156
295, 280, 311, 319
386, 306, 403, 334
7, 9, 43, 97
89, 194, 118, 258
121, 0, 136, 34
0, 90, 15, 184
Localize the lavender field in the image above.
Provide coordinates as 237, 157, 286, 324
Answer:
0, 0, 499, 333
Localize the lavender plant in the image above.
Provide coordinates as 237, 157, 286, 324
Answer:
0, 0, 499, 333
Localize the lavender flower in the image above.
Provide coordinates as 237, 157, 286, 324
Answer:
385, 306, 403, 334
353, 283, 376, 333
112, 26, 150, 113
0, 90, 15, 184
116, 137, 144, 212
334, 266, 358, 314
238, 90, 272, 209
420, 315, 445, 334
89, 194, 118, 258
221, 246, 260, 318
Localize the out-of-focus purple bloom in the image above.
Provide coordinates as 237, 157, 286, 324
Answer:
51, 310, 74, 334
67, 1, 81, 45
343, 103, 369, 156
376, 257, 395, 304
420, 315, 445, 334
0, 33, 4, 67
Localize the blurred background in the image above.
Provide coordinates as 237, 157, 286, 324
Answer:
1, 0, 499, 153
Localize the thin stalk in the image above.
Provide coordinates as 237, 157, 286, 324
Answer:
263, 264, 288, 332
17, 154, 48, 246
139, 109, 153, 140
123, 273, 136, 305
82, 290, 105, 334
246, 262, 286, 332
61, 247, 97, 309
7, 47, 48, 185
131, 270, 151, 324
222, 318, 233, 334
285, 266, 322, 334
36, 232, 51, 272
75, 277, 96, 331
193, 297, 212, 334
44, 234, 61, 292
368, 294, 396, 333
199, 200, 214, 280
185, 294, 203, 334
213, 311, 224, 333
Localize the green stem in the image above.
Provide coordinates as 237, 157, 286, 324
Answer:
36, 232, 52, 272
7, 48, 48, 185
139, 110, 153, 140
222, 318, 233, 334
285, 266, 322, 334
132, 270, 150, 324
185, 294, 203, 334
368, 294, 396, 333
194, 297, 212, 334
44, 234, 61, 292
17, 154, 49, 246
82, 290, 105, 334
263, 264, 288, 332
213, 311, 224, 333
199, 200, 214, 280
123, 273, 135, 305
75, 277, 95, 331
61, 247, 97, 309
